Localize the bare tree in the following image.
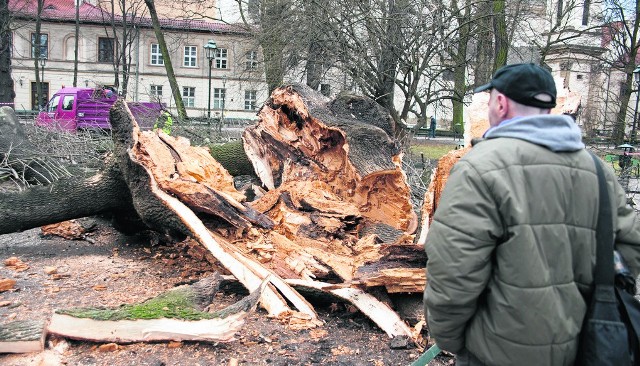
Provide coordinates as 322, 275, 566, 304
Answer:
143, 0, 187, 120
0, 0, 14, 105
599, 0, 640, 145
96, 0, 148, 98
73, 0, 79, 87
34, 0, 44, 109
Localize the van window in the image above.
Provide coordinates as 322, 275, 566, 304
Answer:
62, 95, 75, 110
47, 95, 60, 113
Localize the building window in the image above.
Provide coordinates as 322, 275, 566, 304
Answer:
213, 88, 226, 109
320, 84, 331, 96
556, 0, 564, 25
31, 33, 48, 58
214, 48, 228, 69
245, 50, 258, 70
98, 37, 115, 63
150, 85, 163, 101
244, 90, 257, 110
184, 46, 197, 67
183, 87, 195, 107
150, 44, 164, 65
582, 0, 590, 26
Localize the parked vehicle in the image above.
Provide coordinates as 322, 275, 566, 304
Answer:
36, 87, 164, 131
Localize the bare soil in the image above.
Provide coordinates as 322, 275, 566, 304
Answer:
0, 216, 452, 366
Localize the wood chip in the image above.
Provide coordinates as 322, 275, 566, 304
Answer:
92, 285, 107, 291
309, 328, 328, 339
0, 278, 16, 292
331, 345, 354, 355
167, 341, 182, 348
98, 343, 118, 352
4, 257, 29, 272
44, 266, 58, 275
41, 220, 86, 240
51, 274, 70, 280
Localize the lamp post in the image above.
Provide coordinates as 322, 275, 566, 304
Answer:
221, 75, 227, 123
203, 40, 217, 121
632, 66, 640, 144
39, 54, 47, 110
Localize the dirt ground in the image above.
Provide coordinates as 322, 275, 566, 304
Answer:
0, 216, 453, 366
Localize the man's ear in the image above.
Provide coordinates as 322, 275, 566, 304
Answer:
496, 93, 510, 119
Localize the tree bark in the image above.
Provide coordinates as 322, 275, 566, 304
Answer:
0, 163, 133, 234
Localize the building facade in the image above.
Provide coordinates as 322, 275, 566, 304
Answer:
9, 0, 267, 122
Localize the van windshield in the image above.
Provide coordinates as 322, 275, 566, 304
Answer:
47, 95, 60, 113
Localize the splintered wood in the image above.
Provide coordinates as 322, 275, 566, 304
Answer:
108, 84, 423, 337
242, 85, 420, 287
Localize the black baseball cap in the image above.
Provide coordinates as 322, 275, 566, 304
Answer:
473, 63, 557, 108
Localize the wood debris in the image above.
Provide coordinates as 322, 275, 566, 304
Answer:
0, 320, 46, 353
0, 278, 16, 292
4, 257, 29, 272
41, 220, 86, 240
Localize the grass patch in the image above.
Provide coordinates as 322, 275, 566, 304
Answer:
409, 143, 453, 161
56, 288, 216, 321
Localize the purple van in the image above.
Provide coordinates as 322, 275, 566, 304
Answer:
36, 87, 163, 131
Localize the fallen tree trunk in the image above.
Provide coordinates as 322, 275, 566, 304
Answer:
0, 163, 134, 233
0, 84, 428, 336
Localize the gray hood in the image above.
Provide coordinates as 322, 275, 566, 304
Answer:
483, 114, 585, 152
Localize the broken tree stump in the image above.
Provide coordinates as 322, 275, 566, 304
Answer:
239, 84, 423, 291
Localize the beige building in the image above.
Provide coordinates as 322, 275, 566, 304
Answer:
10, 0, 267, 122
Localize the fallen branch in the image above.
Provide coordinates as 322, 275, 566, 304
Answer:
286, 279, 413, 339
47, 275, 266, 343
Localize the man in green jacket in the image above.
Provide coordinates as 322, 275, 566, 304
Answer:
154, 110, 173, 135
424, 63, 640, 365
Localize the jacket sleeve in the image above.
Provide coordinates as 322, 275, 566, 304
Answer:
610, 170, 640, 277
423, 160, 503, 353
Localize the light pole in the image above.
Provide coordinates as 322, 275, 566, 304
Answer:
632, 66, 640, 144
39, 54, 47, 110
203, 39, 217, 121
221, 75, 227, 123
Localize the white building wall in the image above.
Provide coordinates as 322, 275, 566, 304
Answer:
11, 18, 267, 121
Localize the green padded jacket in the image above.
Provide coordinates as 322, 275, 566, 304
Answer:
424, 115, 640, 366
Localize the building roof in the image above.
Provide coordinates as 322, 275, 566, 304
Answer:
9, 0, 248, 34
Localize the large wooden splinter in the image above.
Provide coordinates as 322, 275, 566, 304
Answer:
109, 100, 316, 320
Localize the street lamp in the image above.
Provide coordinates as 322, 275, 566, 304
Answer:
39, 54, 47, 110
203, 39, 217, 121
632, 66, 640, 144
